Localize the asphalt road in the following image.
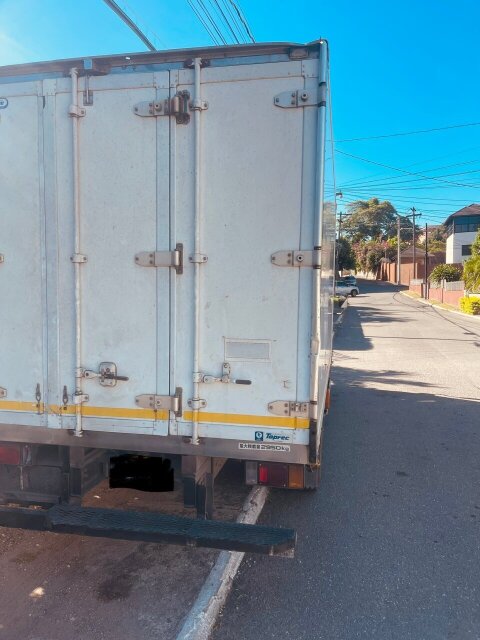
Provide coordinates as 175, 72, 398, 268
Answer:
213, 281, 480, 640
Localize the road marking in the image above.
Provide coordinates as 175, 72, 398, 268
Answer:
176, 485, 269, 640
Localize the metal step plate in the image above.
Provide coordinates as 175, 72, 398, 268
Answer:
0, 505, 296, 556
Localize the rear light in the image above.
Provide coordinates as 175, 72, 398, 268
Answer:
245, 461, 306, 489
245, 461, 258, 485
258, 463, 289, 488
258, 464, 269, 484
288, 464, 305, 489
0, 444, 21, 465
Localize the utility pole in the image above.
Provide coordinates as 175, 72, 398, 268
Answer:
338, 211, 343, 239
424, 223, 428, 298
397, 215, 401, 285
409, 207, 421, 280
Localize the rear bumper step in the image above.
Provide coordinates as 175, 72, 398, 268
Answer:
0, 505, 296, 556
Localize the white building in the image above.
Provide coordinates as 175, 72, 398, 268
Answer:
445, 204, 480, 264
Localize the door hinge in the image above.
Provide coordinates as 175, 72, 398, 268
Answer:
135, 388, 182, 417
187, 398, 207, 410
0, 254, 4, 264
73, 393, 89, 405
0, 387, 6, 398
68, 104, 86, 118
268, 401, 309, 418
135, 244, 183, 274
134, 91, 194, 124
271, 249, 320, 268
273, 89, 317, 109
70, 253, 88, 263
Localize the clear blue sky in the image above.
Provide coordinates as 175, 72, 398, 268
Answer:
1, 0, 479, 226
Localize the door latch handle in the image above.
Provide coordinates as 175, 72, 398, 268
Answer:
101, 373, 129, 382
197, 363, 251, 385
83, 362, 129, 387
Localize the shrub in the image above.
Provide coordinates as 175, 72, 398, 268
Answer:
459, 296, 480, 315
463, 255, 480, 292
332, 295, 347, 309
429, 264, 463, 285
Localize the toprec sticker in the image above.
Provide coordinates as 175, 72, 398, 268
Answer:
254, 430, 290, 442
0, 98, 8, 109
239, 442, 290, 453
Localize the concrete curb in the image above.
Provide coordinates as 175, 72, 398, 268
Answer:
175, 486, 269, 640
399, 291, 480, 323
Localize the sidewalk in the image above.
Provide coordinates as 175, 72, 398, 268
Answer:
401, 290, 480, 322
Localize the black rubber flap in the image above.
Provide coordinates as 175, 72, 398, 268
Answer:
47, 505, 296, 555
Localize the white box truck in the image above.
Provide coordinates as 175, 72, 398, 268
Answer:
0, 40, 335, 554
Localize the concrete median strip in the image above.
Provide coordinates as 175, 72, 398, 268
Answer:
176, 486, 269, 640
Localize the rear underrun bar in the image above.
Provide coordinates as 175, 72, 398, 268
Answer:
0, 504, 296, 556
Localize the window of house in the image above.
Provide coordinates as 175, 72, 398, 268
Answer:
462, 245, 472, 256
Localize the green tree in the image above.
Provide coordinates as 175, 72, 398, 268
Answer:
352, 240, 395, 274
429, 225, 447, 242
336, 237, 356, 272
342, 198, 419, 243
463, 230, 480, 292
419, 224, 447, 254
429, 264, 463, 285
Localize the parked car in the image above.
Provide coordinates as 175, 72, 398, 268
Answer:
341, 275, 357, 286
336, 281, 359, 297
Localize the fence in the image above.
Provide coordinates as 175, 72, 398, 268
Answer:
409, 279, 465, 307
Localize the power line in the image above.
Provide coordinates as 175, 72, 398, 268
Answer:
102, 0, 157, 50
187, 0, 253, 45
338, 168, 480, 193
341, 158, 480, 190
119, 0, 166, 48
227, 0, 255, 42
340, 192, 472, 204
197, 0, 228, 44
336, 150, 480, 188
212, 0, 240, 43
338, 145, 480, 189
187, 0, 221, 44
222, 0, 247, 42
336, 121, 480, 143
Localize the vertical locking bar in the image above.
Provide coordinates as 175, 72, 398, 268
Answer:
191, 57, 205, 445
69, 68, 86, 437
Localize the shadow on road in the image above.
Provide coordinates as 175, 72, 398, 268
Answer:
333, 365, 441, 390
213, 380, 480, 640
356, 279, 407, 295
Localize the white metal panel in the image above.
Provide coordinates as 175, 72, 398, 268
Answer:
51, 74, 171, 433
173, 62, 310, 431
0, 86, 47, 425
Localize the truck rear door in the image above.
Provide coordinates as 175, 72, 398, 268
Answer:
48, 71, 172, 435
0, 82, 46, 427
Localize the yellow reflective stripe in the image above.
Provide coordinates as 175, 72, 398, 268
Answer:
0, 400, 44, 413
48, 405, 167, 420
0, 404, 309, 429
183, 411, 309, 429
